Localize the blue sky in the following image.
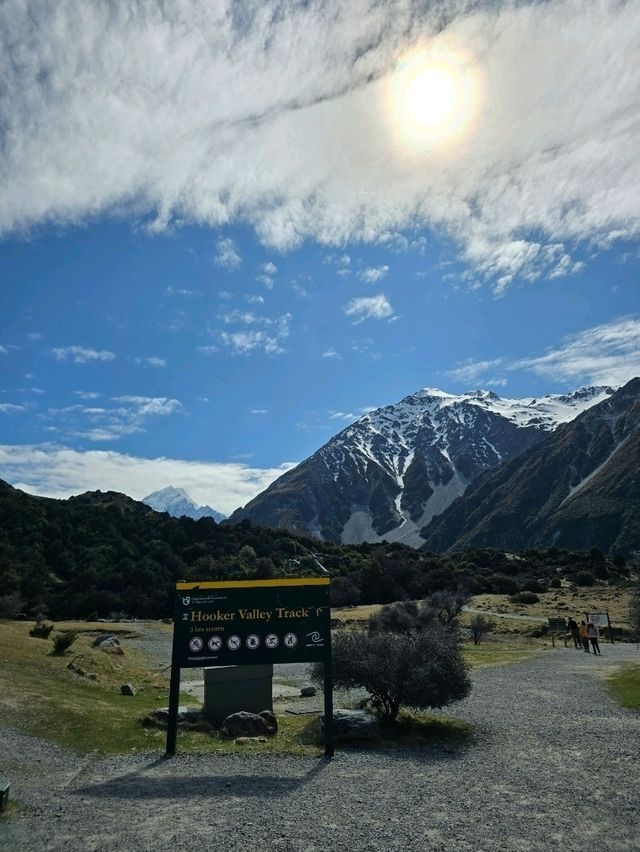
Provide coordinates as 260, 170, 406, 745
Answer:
1, 0, 639, 512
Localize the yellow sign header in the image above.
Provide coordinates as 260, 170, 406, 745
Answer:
176, 577, 330, 591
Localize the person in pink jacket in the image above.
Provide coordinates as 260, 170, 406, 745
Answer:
586, 620, 601, 655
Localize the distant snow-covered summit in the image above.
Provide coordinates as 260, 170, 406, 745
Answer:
142, 486, 226, 523
228, 384, 615, 547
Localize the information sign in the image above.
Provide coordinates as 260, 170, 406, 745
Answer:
586, 612, 609, 628
548, 617, 566, 633
173, 578, 331, 667
165, 578, 333, 757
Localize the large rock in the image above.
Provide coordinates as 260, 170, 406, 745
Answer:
300, 686, 317, 697
93, 635, 124, 654
323, 709, 381, 741
221, 710, 277, 738
120, 683, 136, 696
149, 705, 203, 724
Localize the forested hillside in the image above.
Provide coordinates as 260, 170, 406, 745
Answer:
0, 480, 631, 619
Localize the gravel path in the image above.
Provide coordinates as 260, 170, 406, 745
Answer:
1, 643, 638, 851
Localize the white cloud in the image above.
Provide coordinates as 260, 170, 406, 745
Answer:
2, 1, 639, 288
247, 294, 265, 305
261, 262, 277, 275
256, 275, 274, 290
0, 444, 296, 515
0, 403, 25, 413
358, 265, 389, 283
513, 316, 640, 387
73, 390, 100, 400
51, 346, 116, 364
217, 312, 291, 355
344, 293, 393, 323
0, 345, 8, 355
250, 409, 268, 415
136, 356, 166, 368
198, 345, 218, 355
446, 358, 504, 383
43, 395, 183, 442
322, 348, 342, 360
329, 410, 355, 422
214, 237, 241, 271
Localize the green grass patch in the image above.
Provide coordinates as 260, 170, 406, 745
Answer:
0, 800, 31, 822
0, 621, 175, 754
607, 663, 640, 710
463, 640, 542, 668
378, 711, 472, 749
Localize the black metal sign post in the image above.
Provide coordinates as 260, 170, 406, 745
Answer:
165, 577, 332, 757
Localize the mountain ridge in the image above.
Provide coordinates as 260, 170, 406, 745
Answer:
143, 485, 226, 523
229, 384, 615, 546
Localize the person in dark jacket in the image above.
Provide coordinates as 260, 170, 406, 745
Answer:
567, 617, 580, 648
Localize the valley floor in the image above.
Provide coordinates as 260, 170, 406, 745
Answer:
1, 642, 639, 851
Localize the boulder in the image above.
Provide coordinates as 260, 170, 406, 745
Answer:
300, 686, 317, 697
149, 705, 203, 724
120, 683, 136, 696
93, 634, 120, 648
258, 709, 278, 734
323, 709, 381, 741
221, 710, 277, 738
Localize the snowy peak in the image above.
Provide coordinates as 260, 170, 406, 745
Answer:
229, 382, 620, 548
142, 486, 226, 523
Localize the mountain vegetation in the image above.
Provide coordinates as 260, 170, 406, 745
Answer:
0, 479, 632, 619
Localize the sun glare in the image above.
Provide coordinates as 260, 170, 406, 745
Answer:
389, 45, 481, 150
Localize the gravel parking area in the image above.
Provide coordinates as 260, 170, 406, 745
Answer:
1, 643, 638, 852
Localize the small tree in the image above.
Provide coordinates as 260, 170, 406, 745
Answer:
313, 625, 470, 722
469, 614, 492, 645
369, 600, 436, 635
430, 590, 470, 625
30, 622, 54, 639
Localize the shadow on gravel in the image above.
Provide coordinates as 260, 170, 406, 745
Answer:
73, 757, 331, 801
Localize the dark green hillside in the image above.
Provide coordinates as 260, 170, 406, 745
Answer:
0, 480, 631, 618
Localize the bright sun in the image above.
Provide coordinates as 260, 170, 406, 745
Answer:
389, 45, 481, 149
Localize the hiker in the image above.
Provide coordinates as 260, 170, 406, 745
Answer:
567, 617, 581, 648
587, 620, 601, 655
579, 620, 590, 652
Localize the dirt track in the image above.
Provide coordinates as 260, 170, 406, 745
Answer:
1, 643, 639, 851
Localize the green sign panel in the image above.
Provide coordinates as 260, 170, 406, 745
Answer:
166, 577, 334, 758
173, 578, 331, 667
548, 617, 566, 632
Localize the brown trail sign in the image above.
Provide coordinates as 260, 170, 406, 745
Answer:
166, 577, 333, 756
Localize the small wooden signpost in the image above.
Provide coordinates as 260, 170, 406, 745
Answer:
548, 616, 567, 648
165, 577, 333, 757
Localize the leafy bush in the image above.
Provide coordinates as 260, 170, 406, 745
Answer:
0, 594, 24, 619
51, 631, 78, 656
509, 591, 540, 604
487, 574, 519, 595
549, 577, 562, 589
575, 571, 595, 587
314, 625, 470, 721
369, 600, 436, 634
29, 622, 54, 639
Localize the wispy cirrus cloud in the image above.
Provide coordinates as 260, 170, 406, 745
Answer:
42, 395, 183, 442
2, 1, 639, 289
135, 356, 166, 368
344, 294, 393, 323
0, 444, 296, 515
446, 316, 640, 390
513, 316, 640, 387
322, 348, 342, 360
51, 346, 115, 364
0, 403, 26, 413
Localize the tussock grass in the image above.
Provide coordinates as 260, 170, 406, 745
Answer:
607, 663, 640, 710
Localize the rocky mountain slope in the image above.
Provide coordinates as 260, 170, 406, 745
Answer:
421, 378, 640, 553
229, 385, 614, 546
142, 485, 226, 522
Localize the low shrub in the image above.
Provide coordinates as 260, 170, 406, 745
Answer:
509, 591, 540, 604
29, 622, 54, 639
51, 631, 78, 656
575, 571, 595, 587
549, 577, 562, 589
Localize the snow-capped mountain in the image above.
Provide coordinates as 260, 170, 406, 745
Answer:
422, 378, 640, 553
142, 486, 226, 523
228, 385, 614, 546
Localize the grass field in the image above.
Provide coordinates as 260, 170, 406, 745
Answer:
607, 663, 640, 710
